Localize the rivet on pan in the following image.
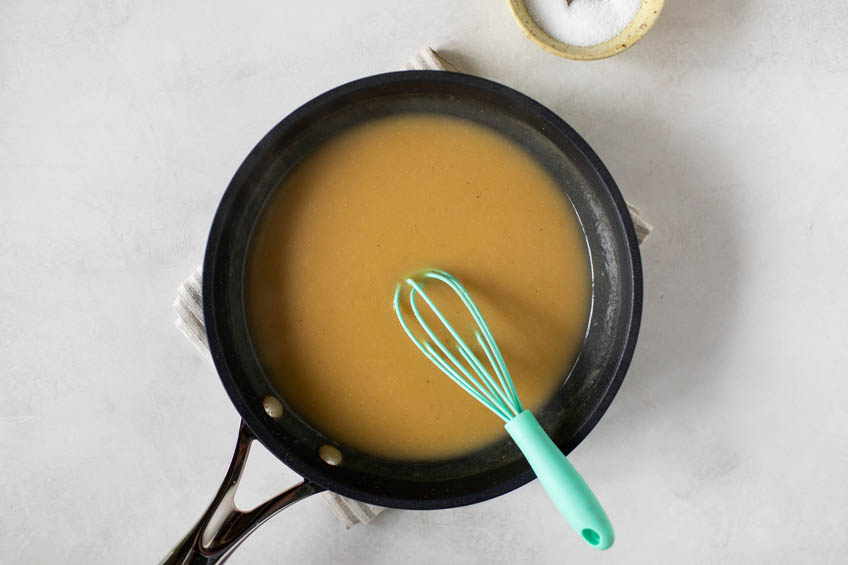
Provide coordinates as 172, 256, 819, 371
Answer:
319, 444, 343, 466
262, 396, 284, 419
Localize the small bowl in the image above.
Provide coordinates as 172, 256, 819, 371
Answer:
508, 0, 665, 60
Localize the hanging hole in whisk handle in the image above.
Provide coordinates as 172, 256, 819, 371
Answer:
582, 528, 601, 546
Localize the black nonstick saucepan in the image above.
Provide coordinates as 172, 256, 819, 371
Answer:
162, 71, 642, 564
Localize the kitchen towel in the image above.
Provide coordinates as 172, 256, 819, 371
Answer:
173, 47, 652, 529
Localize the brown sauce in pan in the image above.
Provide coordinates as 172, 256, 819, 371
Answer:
245, 114, 590, 460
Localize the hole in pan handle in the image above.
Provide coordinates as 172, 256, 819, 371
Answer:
159, 420, 324, 565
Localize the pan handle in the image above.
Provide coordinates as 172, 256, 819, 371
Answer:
160, 420, 324, 565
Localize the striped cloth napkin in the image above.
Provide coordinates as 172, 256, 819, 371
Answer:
173, 47, 652, 529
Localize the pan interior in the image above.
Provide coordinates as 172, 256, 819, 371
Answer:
203, 73, 639, 509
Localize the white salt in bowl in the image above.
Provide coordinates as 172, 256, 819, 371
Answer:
508, 0, 665, 60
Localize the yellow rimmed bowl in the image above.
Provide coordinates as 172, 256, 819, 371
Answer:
508, 0, 665, 60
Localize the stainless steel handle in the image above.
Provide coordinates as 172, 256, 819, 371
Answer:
160, 420, 323, 565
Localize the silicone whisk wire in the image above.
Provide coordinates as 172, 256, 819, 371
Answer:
393, 269, 524, 422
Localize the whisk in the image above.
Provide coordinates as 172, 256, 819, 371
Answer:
393, 269, 614, 550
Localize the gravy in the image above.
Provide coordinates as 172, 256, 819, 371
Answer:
245, 114, 590, 460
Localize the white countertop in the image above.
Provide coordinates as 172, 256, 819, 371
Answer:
2, 1, 848, 563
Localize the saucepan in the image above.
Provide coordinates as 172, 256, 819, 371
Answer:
161, 71, 642, 564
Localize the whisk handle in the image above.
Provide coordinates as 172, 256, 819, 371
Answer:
505, 410, 614, 550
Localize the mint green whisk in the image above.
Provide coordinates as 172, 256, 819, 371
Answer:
393, 269, 614, 550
